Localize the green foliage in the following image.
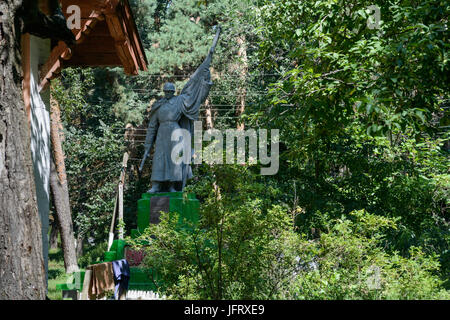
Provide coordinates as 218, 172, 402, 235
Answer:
63, 124, 125, 243
258, 0, 449, 136
51, 68, 95, 125
52, 68, 126, 244
293, 211, 449, 300
250, 0, 449, 283
130, 165, 306, 299
131, 165, 449, 299
78, 242, 109, 268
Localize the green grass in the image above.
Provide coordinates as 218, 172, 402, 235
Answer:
47, 248, 72, 300
47, 243, 108, 300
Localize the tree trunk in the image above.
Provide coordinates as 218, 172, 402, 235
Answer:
236, 35, 248, 130
76, 234, 84, 259
49, 158, 79, 273
49, 215, 59, 250
49, 94, 79, 273
0, 0, 46, 300
204, 66, 218, 130
204, 99, 214, 130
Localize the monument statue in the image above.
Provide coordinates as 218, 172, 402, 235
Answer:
139, 27, 221, 193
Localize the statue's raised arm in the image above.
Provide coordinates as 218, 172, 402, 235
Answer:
179, 25, 221, 121
209, 25, 222, 56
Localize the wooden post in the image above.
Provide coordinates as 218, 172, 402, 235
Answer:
118, 183, 124, 240
107, 153, 128, 248
80, 269, 92, 300
118, 152, 128, 240
107, 193, 118, 251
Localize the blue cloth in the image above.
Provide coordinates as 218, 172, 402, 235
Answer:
112, 259, 130, 300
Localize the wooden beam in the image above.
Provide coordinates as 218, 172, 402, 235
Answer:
72, 12, 103, 44
39, 12, 103, 91
64, 53, 122, 66
122, 0, 147, 71
118, 8, 139, 72
71, 18, 108, 36
105, 11, 137, 75
72, 38, 117, 54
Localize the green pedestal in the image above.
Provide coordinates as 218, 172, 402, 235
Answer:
133, 192, 199, 237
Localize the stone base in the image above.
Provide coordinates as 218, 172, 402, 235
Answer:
132, 192, 199, 237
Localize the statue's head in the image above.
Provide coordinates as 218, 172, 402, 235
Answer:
163, 82, 176, 99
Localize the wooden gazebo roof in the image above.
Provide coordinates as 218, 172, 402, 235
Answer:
39, 0, 148, 91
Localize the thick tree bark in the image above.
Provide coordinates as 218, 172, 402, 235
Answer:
0, 0, 46, 300
49, 94, 79, 273
49, 215, 59, 250
0, 0, 75, 299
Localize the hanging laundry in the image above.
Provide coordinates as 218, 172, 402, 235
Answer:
112, 259, 130, 300
87, 262, 115, 300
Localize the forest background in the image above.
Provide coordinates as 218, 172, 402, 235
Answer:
49, 0, 449, 299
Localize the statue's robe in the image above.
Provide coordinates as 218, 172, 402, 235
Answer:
144, 54, 213, 187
